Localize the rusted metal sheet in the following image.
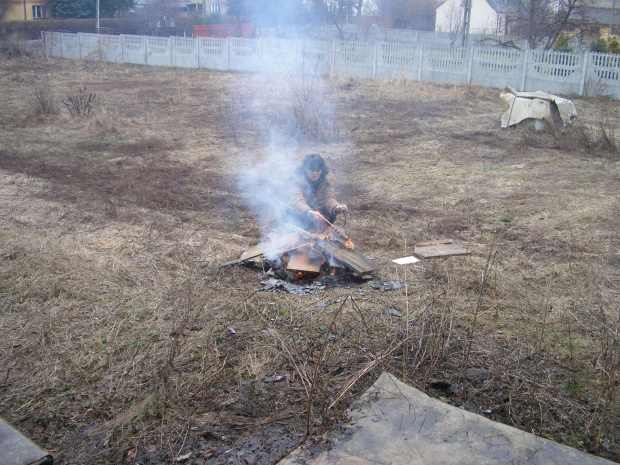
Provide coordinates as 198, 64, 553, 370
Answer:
414, 239, 469, 258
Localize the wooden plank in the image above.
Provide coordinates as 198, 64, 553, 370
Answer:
414, 240, 469, 258
286, 249, 323, 273
239, 232, 301, 260
317, 241, 379, 275
284, 223, 379, 274
414, 239, 455, 247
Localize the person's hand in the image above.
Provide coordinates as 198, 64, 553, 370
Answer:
306, 209, 325, 222
334, 204, 348, 214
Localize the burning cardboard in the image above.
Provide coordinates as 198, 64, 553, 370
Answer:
222, 224, 379, 279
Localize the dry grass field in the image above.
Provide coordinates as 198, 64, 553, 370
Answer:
1, 42, 619, 464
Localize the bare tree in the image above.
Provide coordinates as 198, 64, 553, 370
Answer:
508, 0, 593, 50
0, 0, 12, 21
371, 0, 438, 30
437, 0, 464, 45
130, 0, 179, 36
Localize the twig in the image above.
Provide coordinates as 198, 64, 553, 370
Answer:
306, 295, 349, 435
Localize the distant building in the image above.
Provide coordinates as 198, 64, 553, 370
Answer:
435, 0, 510, 35
2, 0, 48, 21
588, 0, 620, 33
133, 0, 222, 16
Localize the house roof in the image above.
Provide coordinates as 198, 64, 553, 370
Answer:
436, 0, 518, 13
588, 7, 620, 26
486, 0, 510, 13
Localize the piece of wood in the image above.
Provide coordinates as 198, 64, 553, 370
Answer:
220, 233, 311, 268
239, 232, 301, 260
318, 241, 379, 275
285, 223, 379, 275
414, 239, 455, 247
414, 239, 469, 258
287, 249, 323, 273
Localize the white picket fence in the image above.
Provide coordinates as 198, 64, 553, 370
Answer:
41, 32, 620, 98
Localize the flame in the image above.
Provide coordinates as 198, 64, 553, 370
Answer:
331, 269, 337, 276
344, 238, 355, 250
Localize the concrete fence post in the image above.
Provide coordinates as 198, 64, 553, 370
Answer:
226, 36, 230, 71
331, 40, 336, 77
579, 51, 589, 96
60, 33, 63, 59
144, 36, 148, 65
259, 37, 263, 73
78, 33, 82, 59
417, 42, 424, 82
120, 34, 124, 63
520, 48, 529, 91
372, 42, 378, 79
294, 38, 299, 75
170, 37, 173, 67
467, 47, 474, 85
196, 37, 200, 69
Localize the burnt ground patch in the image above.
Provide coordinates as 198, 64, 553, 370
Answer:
0, 148, 228, 216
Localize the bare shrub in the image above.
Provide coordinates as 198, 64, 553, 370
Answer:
284, 60, 339, 142
63, 87, 97, 117
89, 107, 121, 134
583, 77, 608, 98
30, 83, 59, 117
552, 121, 618, 158
0, 36, 34, 59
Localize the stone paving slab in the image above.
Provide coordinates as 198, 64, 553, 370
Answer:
278, 372, 616, 465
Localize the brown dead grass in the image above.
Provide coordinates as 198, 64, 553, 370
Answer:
0, 49, 619, 464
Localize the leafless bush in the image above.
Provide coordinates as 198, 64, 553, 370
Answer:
583, 77, 608, 98
284, 60, 339, 142
63, 87, 97, 117
0, 36, 34, 59
552, 121, 618, 158
30, 83, 58, 117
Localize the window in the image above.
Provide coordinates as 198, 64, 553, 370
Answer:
32, 5, 43, 19
211, 2, 220, 13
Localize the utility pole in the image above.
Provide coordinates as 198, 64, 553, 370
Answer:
461, 0, 472, 46
609, 0, 617, 42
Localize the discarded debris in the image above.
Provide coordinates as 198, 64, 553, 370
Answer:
388, 308, 403, 317
414, 239, 469, 258
371, 281, 406, 292
257, 277, 325, 295
264, 376, 285, 383
500, 86, 577, 128
227, 327, 236, 335
392, 256, 420, 265
175, 452, 192, 462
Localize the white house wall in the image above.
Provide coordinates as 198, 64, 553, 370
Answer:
436, 0, 503, 35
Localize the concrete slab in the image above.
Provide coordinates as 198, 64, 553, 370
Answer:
278, 372, 616, 465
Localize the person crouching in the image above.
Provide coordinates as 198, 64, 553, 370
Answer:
283, 153, 348, 232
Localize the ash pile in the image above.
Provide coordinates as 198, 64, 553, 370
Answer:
222, 223, 379, 294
